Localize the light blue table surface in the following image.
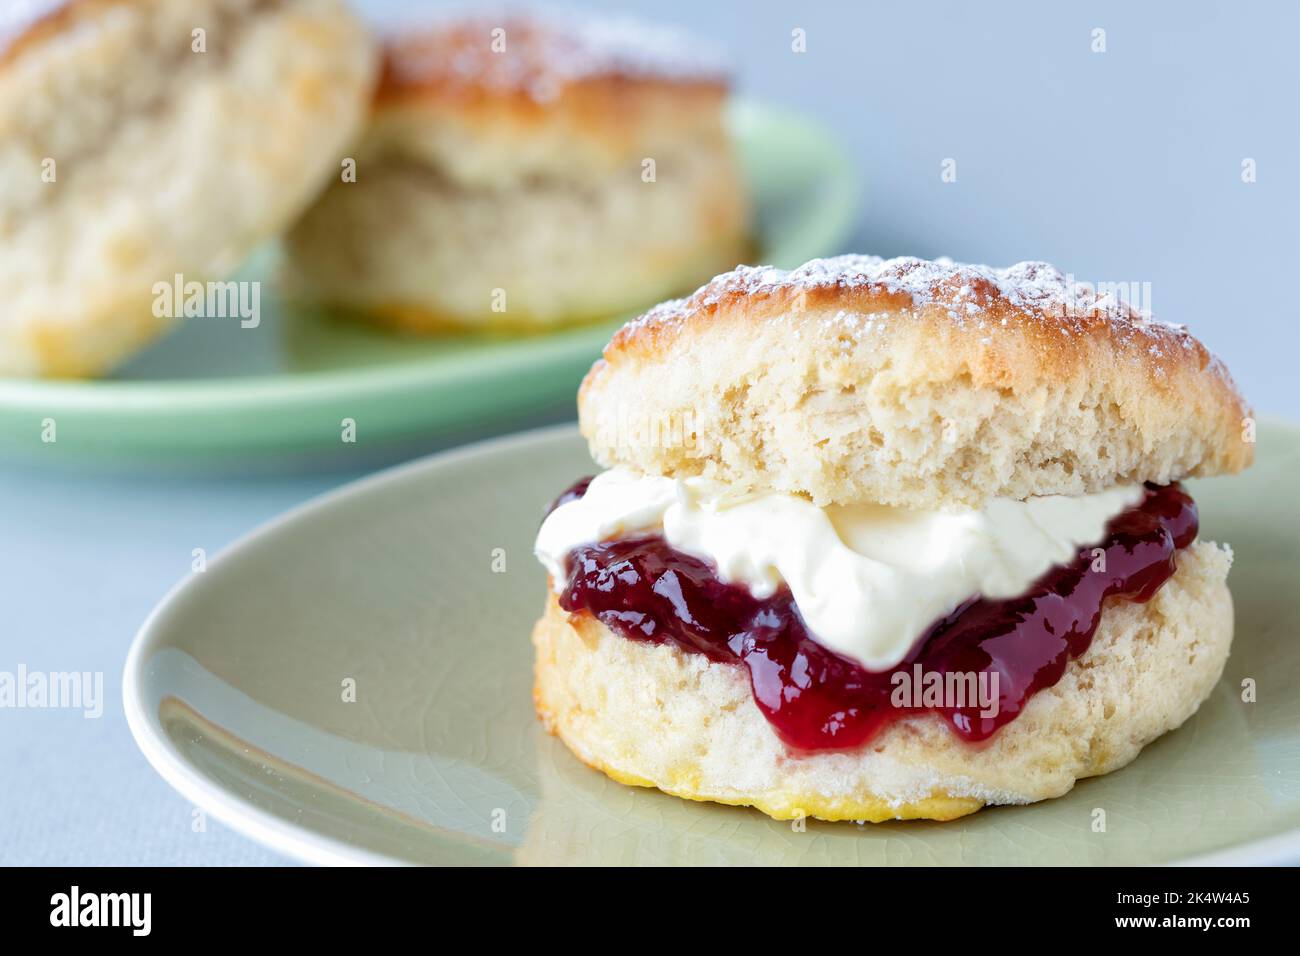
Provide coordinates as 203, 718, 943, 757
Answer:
2, 0, 1294, 865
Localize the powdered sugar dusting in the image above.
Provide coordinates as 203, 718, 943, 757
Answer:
611, 254, 1245, 399
625, 254, 1179, 345
382, 8, 727, 103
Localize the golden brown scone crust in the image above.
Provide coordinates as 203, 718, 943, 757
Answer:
1, 1, 76, 64
375, 12, 728, 155
362, 11, 732, 184
579, 255, 1253, 508
533, 541, 1234, 822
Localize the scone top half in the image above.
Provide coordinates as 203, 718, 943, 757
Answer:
369, 10, 733, 187
579, 255, 1252, 510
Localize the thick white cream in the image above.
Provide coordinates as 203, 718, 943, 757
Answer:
534, 468, 1143, 672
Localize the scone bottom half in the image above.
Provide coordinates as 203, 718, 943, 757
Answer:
531, 254, 1251, 823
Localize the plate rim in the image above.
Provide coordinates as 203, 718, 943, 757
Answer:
122, 424, 574, 866
122, 421, 1300, 866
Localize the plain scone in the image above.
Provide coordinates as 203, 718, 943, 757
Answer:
537, 253, 1253, 822
0, 0, 377, 377
282, 11, 750, 331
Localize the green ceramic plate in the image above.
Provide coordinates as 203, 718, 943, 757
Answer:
0, 101, 857, 469
124, 421, 1300, 865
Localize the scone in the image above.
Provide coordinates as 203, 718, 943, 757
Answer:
531, 254, 1253, 822
282, 10, 750, 332
0, 0, 377, 377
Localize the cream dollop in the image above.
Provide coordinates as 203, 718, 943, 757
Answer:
534, 468, 1143, 672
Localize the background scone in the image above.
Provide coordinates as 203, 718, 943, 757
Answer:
0, 0, 377, 377
283, 11, 750, 332
535, 253, 1253, 822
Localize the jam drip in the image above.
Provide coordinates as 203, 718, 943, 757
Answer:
553, 481, 1198, 752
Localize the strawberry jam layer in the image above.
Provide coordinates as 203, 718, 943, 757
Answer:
551, 481, 1198, 752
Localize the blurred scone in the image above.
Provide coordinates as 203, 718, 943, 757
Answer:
0, 0, 376, 377
532, 254, 1253, 822
282, 11, 750, 331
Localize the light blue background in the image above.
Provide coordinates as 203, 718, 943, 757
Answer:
2, 0, 1293, 865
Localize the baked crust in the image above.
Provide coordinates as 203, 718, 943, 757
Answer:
0, 0, 93, 66
375, 13, 726, 111
579, 255, 1254, 508
366, 12, 729, 180
533, 540, 1234, 822
378, 11, 727, 94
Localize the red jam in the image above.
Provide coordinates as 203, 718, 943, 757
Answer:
550, 480, 1198, 752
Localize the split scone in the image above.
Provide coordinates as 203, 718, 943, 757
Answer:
532, 255, 1253, 822
0, 0, 376, 377
282, 11, 750, 332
